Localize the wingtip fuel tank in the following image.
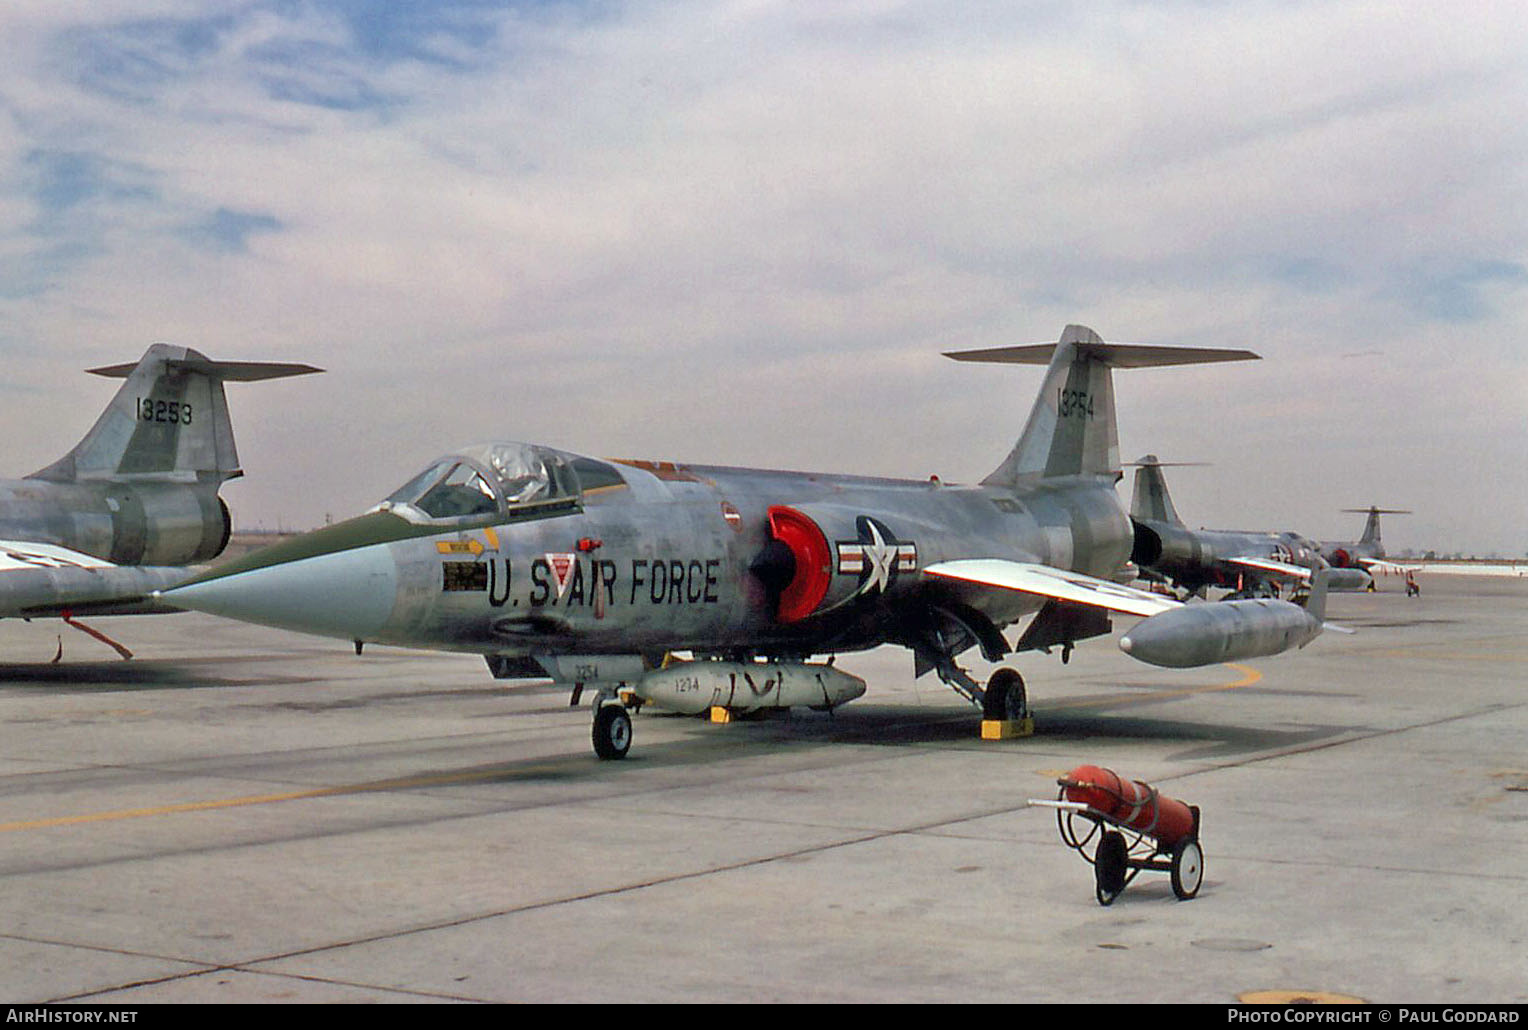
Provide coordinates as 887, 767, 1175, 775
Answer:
1118, 596, 1324, 668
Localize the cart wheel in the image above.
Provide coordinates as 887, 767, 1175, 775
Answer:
1170, 837, 1204, 900
1095, 830, 1128, 906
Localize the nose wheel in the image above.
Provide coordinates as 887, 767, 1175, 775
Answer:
592, 702, 632, 760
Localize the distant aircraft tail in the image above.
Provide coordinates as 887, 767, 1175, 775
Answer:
1344, 507, 1410, 549
28, 345, 322, 485
1126, 455, 1207, 525
945, 325, 1258, 486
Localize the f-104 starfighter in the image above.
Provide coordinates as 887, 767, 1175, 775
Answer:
162, 325, 1341, 759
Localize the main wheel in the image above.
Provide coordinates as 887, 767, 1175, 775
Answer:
982, 667, 1029, 722
1094, 830, 1128, 906
1170, 837, 1203, 899
592, 703, 632, 760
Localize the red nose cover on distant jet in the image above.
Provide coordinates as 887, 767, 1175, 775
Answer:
768, 506, 832, 623
1061, 765, 1196, 847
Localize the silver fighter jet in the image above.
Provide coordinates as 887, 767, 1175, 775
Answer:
1319, 507, 1411, 573
0, 346, 320, 642
1127, 455, 1372, 598
163, 325, 1340, 759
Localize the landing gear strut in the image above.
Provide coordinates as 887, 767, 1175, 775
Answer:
920, 647, 1033, 739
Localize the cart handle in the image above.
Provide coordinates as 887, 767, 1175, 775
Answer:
1027, 799, 1092, 813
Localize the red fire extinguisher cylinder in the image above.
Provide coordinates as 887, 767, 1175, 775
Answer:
1060, 765, 1197, 847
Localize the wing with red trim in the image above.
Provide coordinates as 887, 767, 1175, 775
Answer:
0, 540, 188, 618
1226, 555, 1312, 580
922, 559, 1180, 616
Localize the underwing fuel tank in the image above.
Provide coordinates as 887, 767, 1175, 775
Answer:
1118, 597, 1323, 669
1325, 567, 1372, 592
633, 661, 867, 715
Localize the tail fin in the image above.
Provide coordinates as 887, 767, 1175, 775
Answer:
1343, 507, 1410, 548
945, 325, 1258, 486
1125, 454, 1207, 525
28, 345, 322, 485
1305, 567, 1332, 622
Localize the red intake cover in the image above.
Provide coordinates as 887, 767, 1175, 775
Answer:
767, 506, 832, 623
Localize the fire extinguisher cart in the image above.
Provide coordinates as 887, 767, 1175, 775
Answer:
1029, 765, 1204, 906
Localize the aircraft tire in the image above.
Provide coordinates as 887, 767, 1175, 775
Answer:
593, 703, 632, 761
982, 667, 1028, 722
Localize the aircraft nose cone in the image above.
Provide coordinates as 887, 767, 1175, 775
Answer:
162, 545, 399, 641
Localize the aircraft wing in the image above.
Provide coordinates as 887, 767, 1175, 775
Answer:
0, 541, 189, 618
1357, 557, 1418, 574
1227, 556, 1312, 580
923, 559, 1180, 617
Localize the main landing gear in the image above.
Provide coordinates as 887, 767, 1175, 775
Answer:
982, 666, 1029, 722
914, 603, 1049, 739
923, 646, 1033, 740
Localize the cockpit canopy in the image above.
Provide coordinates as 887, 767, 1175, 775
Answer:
377, 442, 619, 523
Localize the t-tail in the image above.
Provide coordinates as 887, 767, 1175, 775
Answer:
1344, 507, 1410, 552
1125, 454, 1209, 526
945, 325, 1258, 486
28, 345, 322, 485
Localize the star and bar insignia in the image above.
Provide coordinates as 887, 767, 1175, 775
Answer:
836, 516, 917, 597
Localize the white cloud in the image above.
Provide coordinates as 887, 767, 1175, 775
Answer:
1, 0, 1525, 552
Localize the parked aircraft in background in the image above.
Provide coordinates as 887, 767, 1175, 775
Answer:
1320, 507, 1411, 573
162, 326, 1343, 759
1127, 456, 1371, 598
0, 346, 320, 652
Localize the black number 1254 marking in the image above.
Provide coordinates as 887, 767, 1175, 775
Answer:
1057, 387, 1094, 420
138, 398, 193, 425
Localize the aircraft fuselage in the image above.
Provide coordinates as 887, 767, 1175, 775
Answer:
181, 458, 1132, 662
0, 478, 230, 567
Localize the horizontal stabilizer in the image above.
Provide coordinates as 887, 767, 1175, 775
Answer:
89, 358, 323, 381
1124, 456, 1210, 468
945, 342, 1259, 367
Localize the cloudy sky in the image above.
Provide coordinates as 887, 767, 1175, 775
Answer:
2, 1, 1524, 555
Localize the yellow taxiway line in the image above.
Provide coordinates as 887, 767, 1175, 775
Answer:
0, 767, 517, 834
0, 663, 1262, 834
1046, 661, 1263, 711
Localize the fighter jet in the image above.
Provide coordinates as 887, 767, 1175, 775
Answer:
1319, 507, 1411, 573
0, 346, 320, 645
1127, 456, 1371, 598
162, 325, 1342, 760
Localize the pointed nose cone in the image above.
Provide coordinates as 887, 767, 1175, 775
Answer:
163, 545, 399, 641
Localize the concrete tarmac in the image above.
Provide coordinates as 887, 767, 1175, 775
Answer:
0, 576, 1523, 1004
